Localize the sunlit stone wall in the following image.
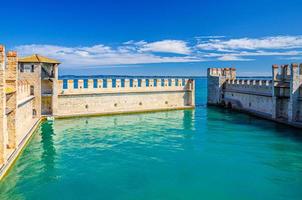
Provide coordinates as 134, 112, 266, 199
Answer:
55, 78, 195, 117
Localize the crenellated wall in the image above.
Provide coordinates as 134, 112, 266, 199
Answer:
207, 64, 302, 128
0, 44, 195, 179
55, 78, 195, 117
0, 47, 40, 179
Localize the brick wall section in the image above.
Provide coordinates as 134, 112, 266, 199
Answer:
0, 45, 6, 164
6, 51, 18, 149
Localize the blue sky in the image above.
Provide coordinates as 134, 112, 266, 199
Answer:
1, 0, 302, 76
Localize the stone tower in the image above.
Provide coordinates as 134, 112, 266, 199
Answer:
207, 68, 236, 105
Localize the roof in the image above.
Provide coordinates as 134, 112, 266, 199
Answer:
18, 54, 60, 64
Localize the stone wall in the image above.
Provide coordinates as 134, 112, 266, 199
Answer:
207, 64, 302, 128
55, 78, 195, 117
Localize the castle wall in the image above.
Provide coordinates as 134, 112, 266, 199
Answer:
207, 65, 302, 128
55, 78, 195, 117
223, 80, 273, 116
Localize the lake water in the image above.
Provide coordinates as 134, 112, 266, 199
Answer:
0, 78, 302, 200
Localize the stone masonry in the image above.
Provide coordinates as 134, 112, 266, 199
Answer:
0, 45, 195, 179
207, 64, 302, 128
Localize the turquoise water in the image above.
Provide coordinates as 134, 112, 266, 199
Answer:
1, 78, 302, 200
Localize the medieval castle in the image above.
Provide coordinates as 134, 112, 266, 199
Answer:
0, 45, 195, 179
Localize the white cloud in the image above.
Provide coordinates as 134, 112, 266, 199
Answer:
196, 36, 302, 51
139, 40, 191, 55
15, 44, 200, 68
217, 55, 253, 61
14, 35, 302, 67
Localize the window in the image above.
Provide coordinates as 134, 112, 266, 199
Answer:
153, 79, 157, 87
130, 79, 133, 87
21, 64, 34, 73
32, 109, 37, 117
30, 85, 34, 95
20, 64, 24, 72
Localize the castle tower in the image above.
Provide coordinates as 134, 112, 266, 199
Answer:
5, 51, 18, 149
207, 68, 236, 104
288, 63, 300, 122
0, 45, 7, 164
18, 54, 60, 116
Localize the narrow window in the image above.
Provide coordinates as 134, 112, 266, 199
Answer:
32, 109, 37, 116
146, 79, 149, 87
121, 79, 125, 87
138, 79, 142, 87
168, 79, 172, 86
153, 79, 157, 87
130, 79, 133, 87
30, 85, 34, 95
20, 64, 24, 72
31, 65, 35, 72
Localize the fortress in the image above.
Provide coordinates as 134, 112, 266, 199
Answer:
0, 45, 195, 179
207, 65, 302, 128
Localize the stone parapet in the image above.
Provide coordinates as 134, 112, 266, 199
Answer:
58, 78, 193, 95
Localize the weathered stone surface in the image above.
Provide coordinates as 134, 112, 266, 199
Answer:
207, 64, 302, 128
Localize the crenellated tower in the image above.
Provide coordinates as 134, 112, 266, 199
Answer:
0, 45, 7, 165
207, 68, 236, 104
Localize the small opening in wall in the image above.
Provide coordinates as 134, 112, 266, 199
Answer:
32, 109, 37, 117
232, 93, 234, 96
30, 85, 34, 95
139, 102, 142, 106
85, 105, 88, 109
114, 103, 117, 107
249, 102, 252, 107
165, 101, 168, 105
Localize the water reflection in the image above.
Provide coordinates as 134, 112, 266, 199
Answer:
40, 121, 57, 180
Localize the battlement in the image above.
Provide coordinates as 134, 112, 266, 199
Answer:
207, 67, 236, 80
226, 79, 273, 87
272, 63, 302, 82
58, 78, 193, 95
207, 64, 302, 128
